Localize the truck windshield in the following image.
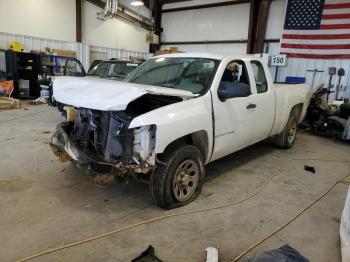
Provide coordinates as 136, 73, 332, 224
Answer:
125, 57, 219, 94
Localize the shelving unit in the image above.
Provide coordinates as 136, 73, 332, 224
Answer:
40, 55, 70, 76
3, 51, 76, 99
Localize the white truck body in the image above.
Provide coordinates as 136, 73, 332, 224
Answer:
51, 53, 311, 208
53, 53, 310, 164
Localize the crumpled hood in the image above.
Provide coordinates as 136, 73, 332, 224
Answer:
53, 76, 196, 111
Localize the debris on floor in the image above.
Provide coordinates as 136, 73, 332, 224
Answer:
301, 85, 350, 142
247, 244, 309, 262
340, 188, 350, 262
205, 247, 218, 262
304, 165, 316, 174
132, 245, 163, 262
31, 96, 47, 105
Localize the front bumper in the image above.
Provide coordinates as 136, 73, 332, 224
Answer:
50, 122, 115, 175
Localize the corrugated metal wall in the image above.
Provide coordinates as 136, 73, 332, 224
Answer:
0, 32, 150, 71
275, 57, 350, 101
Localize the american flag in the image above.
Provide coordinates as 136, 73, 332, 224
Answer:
280, 0, 350, 59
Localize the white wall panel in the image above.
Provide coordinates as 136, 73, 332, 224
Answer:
265, 0, 286, 39
278, 58, 350, 97
82, 1, 150, 53
0, 0, 75, 42
162, 43, 247, 55
89, 45, 151, 61
162, 3, 250, 42
0, 32, 77, 53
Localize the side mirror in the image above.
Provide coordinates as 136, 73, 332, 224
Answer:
218, 81, 251, 101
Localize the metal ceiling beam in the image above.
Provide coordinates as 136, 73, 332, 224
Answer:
86, 0, 151, 31
161, 0, 250, 13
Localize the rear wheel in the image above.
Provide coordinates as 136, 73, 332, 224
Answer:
150, 145, 205, 209
275, 110, 299, 149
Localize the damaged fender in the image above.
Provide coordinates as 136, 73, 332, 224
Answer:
129, 94, 213, 163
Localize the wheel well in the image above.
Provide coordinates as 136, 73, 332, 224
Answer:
160, 131, 209, 162
291, 103, 303, 122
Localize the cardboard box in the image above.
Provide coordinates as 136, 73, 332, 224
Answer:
52, 49, 76, 58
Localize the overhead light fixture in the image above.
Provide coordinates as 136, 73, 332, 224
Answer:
131, 1, 144, 6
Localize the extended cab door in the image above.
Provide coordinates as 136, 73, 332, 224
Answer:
211, 59, 275, 161
211, 59, 257, 161
246, 60, 275, 143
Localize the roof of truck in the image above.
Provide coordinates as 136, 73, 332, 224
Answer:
154, 52, 262, 61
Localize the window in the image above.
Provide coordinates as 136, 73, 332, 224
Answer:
88, 62, 110, 77
221, 60, 250, 85
126, 57, 219, 94
65, 59, 84, 77
108, 63, 138, 79
250, 61, 268, 93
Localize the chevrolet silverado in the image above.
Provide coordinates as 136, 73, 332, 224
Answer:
50, 53, 310, 209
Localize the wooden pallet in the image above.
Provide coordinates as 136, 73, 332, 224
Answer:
0, 97, 20, 110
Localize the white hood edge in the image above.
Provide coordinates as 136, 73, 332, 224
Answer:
52, 76, 196, 111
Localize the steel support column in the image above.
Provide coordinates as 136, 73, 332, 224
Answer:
247, 0, 271, 54
76, 0, 82, 42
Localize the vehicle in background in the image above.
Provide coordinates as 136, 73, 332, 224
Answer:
87, 59, 143, 80
50, 53, 311, 209
48, 58, 144, 108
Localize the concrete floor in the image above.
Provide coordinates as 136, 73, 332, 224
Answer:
0, 104, 349, 262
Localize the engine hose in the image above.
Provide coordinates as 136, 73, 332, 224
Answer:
17, 171, 350, 262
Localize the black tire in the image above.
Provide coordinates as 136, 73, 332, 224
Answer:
150, 145, 205, 209
275, 109, 299, 149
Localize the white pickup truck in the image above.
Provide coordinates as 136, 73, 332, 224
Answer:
50, 53, 310, 209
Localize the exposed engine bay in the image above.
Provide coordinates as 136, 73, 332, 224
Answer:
50, 94, 183, 184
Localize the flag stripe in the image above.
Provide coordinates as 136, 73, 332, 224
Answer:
280, 48, 350, 54
325, 0, 350, 3
282, 33, 350, 39
324, 3, 350, 9
320, 23, 350, 29
281, 53, 350, 59
321, 18, 350, 24
283, 29, 350, 34
323, 8, 350, 14
282, 38, 350, 44
281, 43, 350, 49
322, 13, 350, 19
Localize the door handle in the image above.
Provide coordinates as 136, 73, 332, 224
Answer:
246, 103, 257, 109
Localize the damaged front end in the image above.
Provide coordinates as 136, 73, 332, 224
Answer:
50, 107, 156, 186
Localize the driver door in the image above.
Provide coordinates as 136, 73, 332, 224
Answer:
211, 60, 258, 161
64, 58, 86, 77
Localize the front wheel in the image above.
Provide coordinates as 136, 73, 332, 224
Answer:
275, 110, 298, 149
150, 145, 205, 209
